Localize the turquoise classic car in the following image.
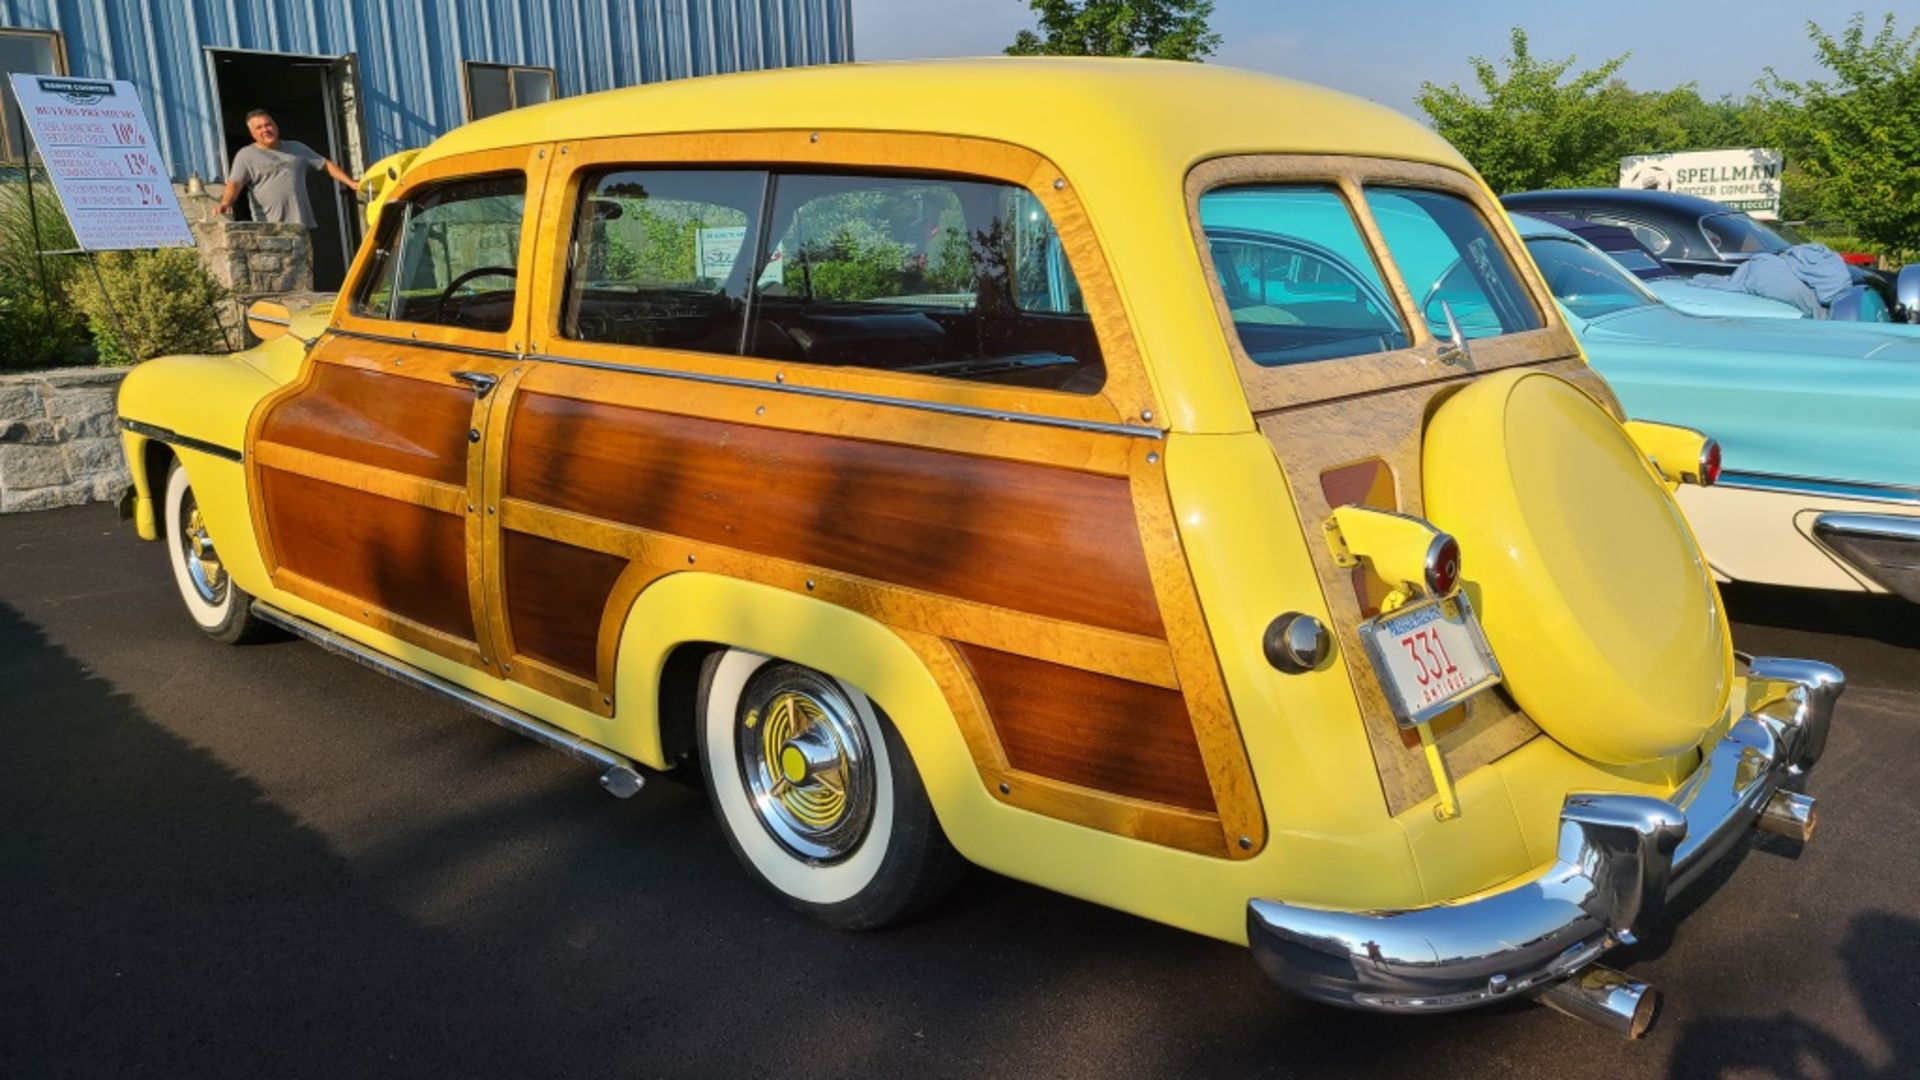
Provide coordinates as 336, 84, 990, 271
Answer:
1512, 214, 1920, 602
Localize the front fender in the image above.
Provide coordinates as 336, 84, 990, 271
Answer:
116, 353, 278, 596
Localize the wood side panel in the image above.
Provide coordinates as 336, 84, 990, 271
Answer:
258, 362, 475, 486
503, 530, 629, 679
505, 393, 1164, 638
957, 643, 1216, 814
261, 468, 476, 641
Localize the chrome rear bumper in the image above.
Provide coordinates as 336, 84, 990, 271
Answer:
1247, 657, 1842, 1014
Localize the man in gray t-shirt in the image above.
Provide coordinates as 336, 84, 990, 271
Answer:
214, 109, 359, 230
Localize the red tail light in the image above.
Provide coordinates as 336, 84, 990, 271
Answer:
1698, 440, 1722, 486
1425, 533, 1462, 597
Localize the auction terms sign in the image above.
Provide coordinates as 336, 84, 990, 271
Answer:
9, 74, 193, 250
1618, 148, 1784, 220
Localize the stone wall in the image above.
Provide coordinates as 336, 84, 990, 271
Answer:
0, 368, 131, 512
175, 186, 313, 340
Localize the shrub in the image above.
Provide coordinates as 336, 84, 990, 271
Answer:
67, 248, 232, 365
0, 170, 90, 370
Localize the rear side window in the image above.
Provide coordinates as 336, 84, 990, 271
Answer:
745, 173, 1105, 393
351, 174, 525, 332
564, 169, 768, 354
1364, 187, 1541, 340
1198, 185, 1409, 365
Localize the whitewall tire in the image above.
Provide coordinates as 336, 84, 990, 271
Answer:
162, 461, 271, 644
698, 649, 961, 929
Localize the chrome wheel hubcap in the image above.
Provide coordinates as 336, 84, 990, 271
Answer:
179, 497, 227, 604
737, 671, 875, 864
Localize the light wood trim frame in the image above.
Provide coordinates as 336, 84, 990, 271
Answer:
330, 143, 555, 354
1184, 155, 1581, 412
247, 143, 558, 678
522, 130, 1161, 431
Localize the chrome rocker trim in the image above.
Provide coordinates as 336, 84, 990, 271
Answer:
1247, 657, 1842, 1016
252, 601, 646, 798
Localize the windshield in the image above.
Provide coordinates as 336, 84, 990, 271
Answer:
1700, 212, 1791, 258
1523, 237, 1658, 319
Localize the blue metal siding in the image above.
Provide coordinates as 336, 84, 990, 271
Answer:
1, 0, 853, 182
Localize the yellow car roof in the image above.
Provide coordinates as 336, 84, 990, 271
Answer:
414, 56, 1469, 178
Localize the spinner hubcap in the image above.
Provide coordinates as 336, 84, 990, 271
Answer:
737, 676, 875, 864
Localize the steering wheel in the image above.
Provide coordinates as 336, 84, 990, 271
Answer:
433, 265, 517, 324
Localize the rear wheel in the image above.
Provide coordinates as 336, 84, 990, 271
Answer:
163, 461, 272, 644
697, 650, 960, 929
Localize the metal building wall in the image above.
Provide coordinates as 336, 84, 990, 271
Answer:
0, 0, 854, 182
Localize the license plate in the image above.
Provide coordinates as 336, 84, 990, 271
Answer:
1357, 593, 1503, 726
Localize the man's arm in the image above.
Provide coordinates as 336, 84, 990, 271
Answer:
214, 152, 250, 215
322, 158, 361, 194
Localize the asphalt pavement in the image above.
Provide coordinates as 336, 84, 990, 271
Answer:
2, 503, 1915, 1079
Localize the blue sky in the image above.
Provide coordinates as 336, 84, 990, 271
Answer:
850, 0, 1856, 119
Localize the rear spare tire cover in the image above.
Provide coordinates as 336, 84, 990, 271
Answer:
1423, 370, 1730, 765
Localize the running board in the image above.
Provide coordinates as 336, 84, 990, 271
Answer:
253, 602, 646, 798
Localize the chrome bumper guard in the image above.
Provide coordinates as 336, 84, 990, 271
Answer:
1247, 657, 1843, 1013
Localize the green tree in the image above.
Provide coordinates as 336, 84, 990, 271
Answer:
1417, 29, 1659, 192
1005, 0, 1220, 61
1763, 13, 1920, 258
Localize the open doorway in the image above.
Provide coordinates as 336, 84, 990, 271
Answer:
207, 48, 362, 291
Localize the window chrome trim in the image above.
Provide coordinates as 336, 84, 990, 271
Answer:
1717, 469, 1920, 507
524, 350, 1164, 439
326, 327, 520, 361
311, 327, 1161, 439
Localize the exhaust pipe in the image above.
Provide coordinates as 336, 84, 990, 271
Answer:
1540, 965, 1659, 1039
1756, 790, 1818, 842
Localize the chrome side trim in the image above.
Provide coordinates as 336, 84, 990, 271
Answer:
119, 417, 244, 463
524, 350, 1166, 440
1717, 469, 1920, 507
252, 602, 646, 799
313, 326, 1162, 439
1810, 512, 1920, 603
1246, 656, 1842, 1015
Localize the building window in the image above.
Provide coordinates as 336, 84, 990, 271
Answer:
463, 62, 555, 121
0, 28, 68, 162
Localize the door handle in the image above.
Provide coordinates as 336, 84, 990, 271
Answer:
451, 370, 499, 398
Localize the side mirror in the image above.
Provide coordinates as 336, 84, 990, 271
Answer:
1896, 265, 1920, 324
245, 299, 294, 343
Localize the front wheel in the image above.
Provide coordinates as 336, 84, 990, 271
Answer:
162, 461, 272, 644
698, 650, 961, 930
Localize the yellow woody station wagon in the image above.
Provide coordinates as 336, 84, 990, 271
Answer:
117, 59, 1843, 1036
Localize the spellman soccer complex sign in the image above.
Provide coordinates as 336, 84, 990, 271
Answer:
1618, 148, 1785, 220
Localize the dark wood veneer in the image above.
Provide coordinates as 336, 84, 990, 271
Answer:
261, 468, 475, 640
503, 530, 629, 678
504, 393, 1163, 638
259, 363, 474, 486
958, 643, 1215, 813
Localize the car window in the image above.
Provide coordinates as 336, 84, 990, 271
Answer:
1198, 185, 1409, 366
1700, 212, 1791, 257
564, 169, 768, 354
1365, 187, 1541, 340
351, 174, 525, 333
1523, 237, 1658, 319
1587, 212, 1675, 257
745, 172, 1104, 393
